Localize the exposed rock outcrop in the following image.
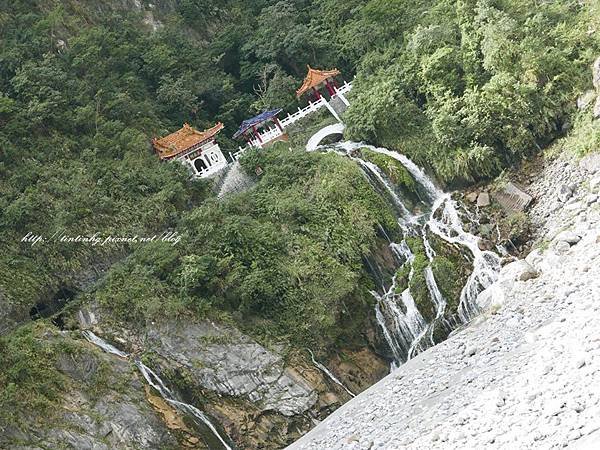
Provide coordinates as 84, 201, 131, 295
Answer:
0, 340, 181, 450
148, 321, 318, 416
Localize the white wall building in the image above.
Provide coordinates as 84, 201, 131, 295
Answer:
153, 122, 228, 178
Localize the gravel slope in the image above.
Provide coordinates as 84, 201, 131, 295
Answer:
288, 153, 600, 450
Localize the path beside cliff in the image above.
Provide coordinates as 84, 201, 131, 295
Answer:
288, 152, 600, 450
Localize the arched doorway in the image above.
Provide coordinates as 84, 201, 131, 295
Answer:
194, 157, 208, 174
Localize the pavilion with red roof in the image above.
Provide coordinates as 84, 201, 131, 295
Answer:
153, 122, 228, 178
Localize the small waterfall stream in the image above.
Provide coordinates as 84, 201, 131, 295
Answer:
307, 349, 355, 398
331, 142, 501, 368
82, 331, 233, 450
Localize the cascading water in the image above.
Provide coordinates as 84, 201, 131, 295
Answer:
331, 141, 501, 368
135, 363, 232, 450
427, 196, 502, 323
307, 349, 355, 398
82, 331, 233, 450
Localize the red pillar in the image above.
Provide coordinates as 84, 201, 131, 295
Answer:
312, 86, 321, 100
252, 125, 263, 143
325, 79, 335, 96
274, 118, 284, 132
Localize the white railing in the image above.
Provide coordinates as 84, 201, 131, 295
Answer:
335, 80, 352, 95
231, 81, 353, 160
279, 97, 327, 129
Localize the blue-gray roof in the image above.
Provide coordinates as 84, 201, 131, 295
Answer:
233, 108, 282, 139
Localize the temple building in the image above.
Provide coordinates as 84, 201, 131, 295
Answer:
296, 66, 350, 121
153, 122, 228, 178
232, 108, 287, 149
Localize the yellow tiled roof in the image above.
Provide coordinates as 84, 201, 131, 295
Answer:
153, 122, 224, 159
296, 65, 341, 98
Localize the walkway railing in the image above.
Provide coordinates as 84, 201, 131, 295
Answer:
232, 81, 353, 160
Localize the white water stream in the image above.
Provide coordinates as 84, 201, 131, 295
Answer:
332, 142, 501, 367
307, 349, 355, 398
82, 331, 232, 450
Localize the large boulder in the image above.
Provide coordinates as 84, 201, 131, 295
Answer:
476, 192, 491, 207
525, 248, 544, 270
493, 182, 533, 212
553, 231, 581, 246
477, 282, 507, 311
148, 321, 318, 416
498, 259, 539, 282
579, 154, 600, 175
557, 183, 575, 203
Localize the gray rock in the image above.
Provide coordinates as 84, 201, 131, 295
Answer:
56, 352, 99, 383
586, 194, 598, 205
554, 231, 581, 245
464, 346, 478, 357
577, 90, 596, 111
493, 182, 533, 212
1, 348, 178, 450
558, 184, 574, 203
77, 306, 100, 329
594, 96, 600, 119
466, 192, 478, 203
477, 283, 507, 311
579, 154, 600, 175
555, 240, 571, 254
499, 260, 539, 282
594, 56, 600, 90
565, 201, 582, 212
574, 356, 587, 369
477, 192, 491, 208
525, 249, 544, 270
148, 321, 317, 416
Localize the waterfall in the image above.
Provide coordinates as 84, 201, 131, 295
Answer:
82, 330, 128, 358
329, 141, 501, 367
82, 331, 232, 450
307, 349, 355, 398
426, 196, 501, 322
135, 362, 232, 450
217, 161, 255, 199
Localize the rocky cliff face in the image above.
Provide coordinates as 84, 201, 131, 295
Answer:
0, 330, 182, 449
53, 300, 389, 450
288, 150, 600, 450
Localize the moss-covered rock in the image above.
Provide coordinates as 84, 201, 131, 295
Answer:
403, 237, 436, 323
361, 149, 421, 205
0, 323, 182, 449
429, 234, 472, 320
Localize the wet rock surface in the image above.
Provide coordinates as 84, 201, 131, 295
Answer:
148, 321, 318, 416
289, 154, 600, 450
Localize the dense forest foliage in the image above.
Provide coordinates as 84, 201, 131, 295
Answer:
344, 0, 600, 184
1, 0, 600, 432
